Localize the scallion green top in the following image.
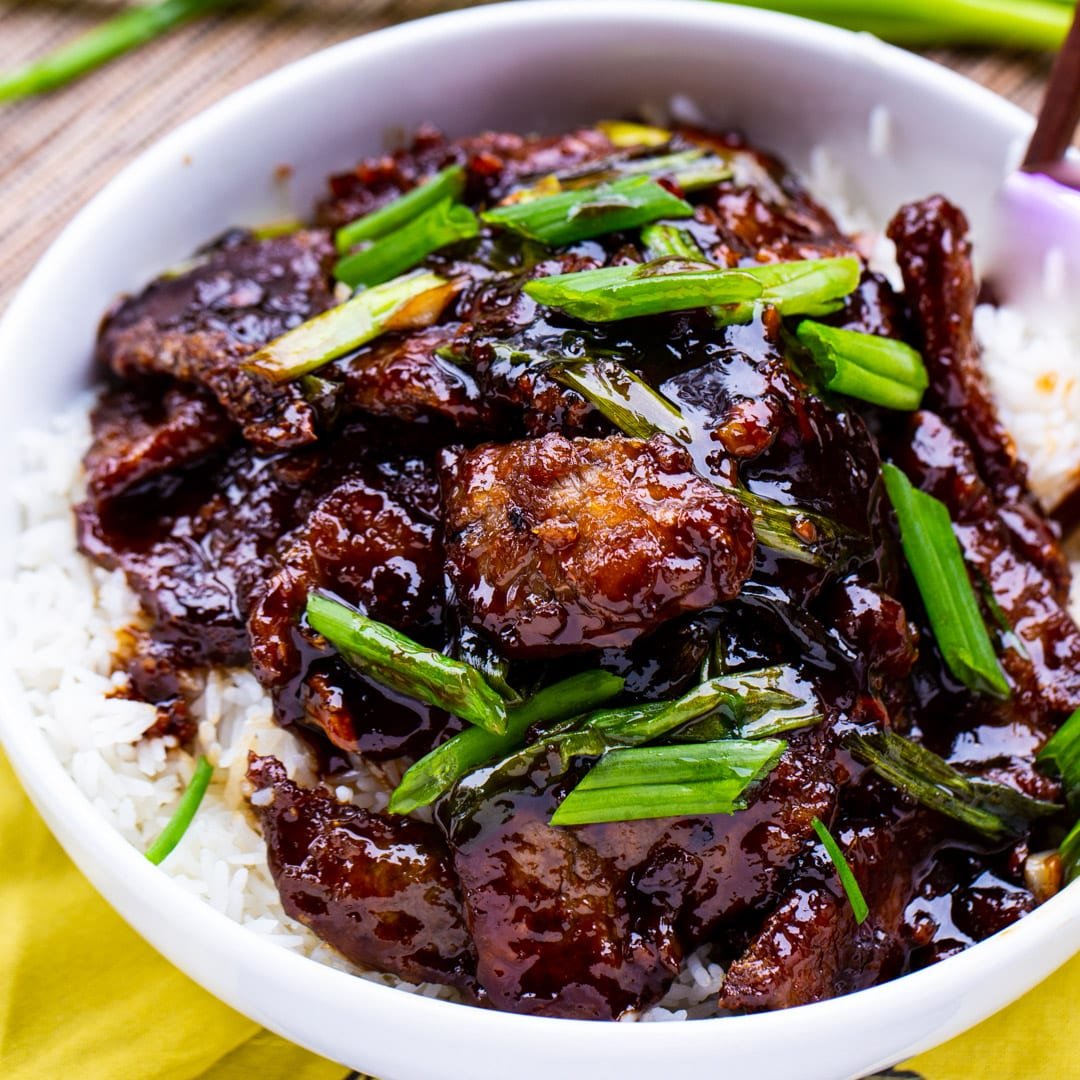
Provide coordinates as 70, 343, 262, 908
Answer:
797, 321, 929, 411
483, 175, 693, 246
811, 817, 869, 925
145, 755, 214, 865
335, 164, 466, 253
306, 591, 509, 736
524, 256, 860, 323
881, 463, 1010, 699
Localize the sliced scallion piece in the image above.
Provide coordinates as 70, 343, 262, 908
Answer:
243, 270, 455, 383
525, 256, 860, 323
550, 738, 785, 826
548, 360, 691, 442
881, 463, 1010, 699
812, 817, 869, 925
1037, 706, 1080, 812
145, 755, 214, 865
711, 258, 863, 326
847, 730, 1059, 842
335, 164, 466, 253
672, 666, 823, 741
306, 591, 508, 736
1060, 819, 1080, 884
796, 321, 929, 410
334, 198, 479, 288
597, 119, 672, 147
641, 223, 708, 262
387, 670, 624, 815
482, 175, 693, 246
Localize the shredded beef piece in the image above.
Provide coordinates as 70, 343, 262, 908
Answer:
442, 433, 756, 657
248, 756, 476, 990
97, 230, 336, 451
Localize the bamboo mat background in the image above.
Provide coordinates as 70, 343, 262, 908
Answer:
0, 3, 1061, 313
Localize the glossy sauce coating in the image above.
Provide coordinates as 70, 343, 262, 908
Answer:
74, 122, 1080, 1021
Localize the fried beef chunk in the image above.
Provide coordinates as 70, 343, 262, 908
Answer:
248, 470, 444, 686
248, 756, 476, 991
329, 325, 491, 431
83, 383, 234, 501
719, 803, 938, 1011
676, 128, 854, 266
97, 229, 336, 451
77, 442, 326, 665
442, 433, 756, 657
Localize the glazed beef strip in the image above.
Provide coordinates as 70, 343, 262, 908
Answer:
248, 755, 477, 992
97, 229, 336, 451
441, 433, 756, 657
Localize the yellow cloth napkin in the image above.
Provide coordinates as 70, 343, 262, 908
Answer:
0, 749, 344, 1080
1, 746, 1077, 1080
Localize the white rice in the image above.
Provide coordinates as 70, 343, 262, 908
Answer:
6, 142, 1080, 1023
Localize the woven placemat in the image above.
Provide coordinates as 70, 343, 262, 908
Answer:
0, 2, 1057, 313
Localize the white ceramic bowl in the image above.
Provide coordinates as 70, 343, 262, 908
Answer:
2, 3, 1077, 1077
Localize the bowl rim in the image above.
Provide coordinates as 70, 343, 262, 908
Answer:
1, 0, 1076, 1071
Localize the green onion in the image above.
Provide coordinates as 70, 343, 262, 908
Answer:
482, 175, 693, 246
881, 463, 1010, 699
847, 731, 1059, 842
449, 670, 799, 822
306, 592, 508, 736
243, 270, 454, 383
1038, 706, 1080, 812
641, 223, 708, 262
796, 321, 929, 410
0, 0, 231, 105
610, 150, 734, 193
548, 360, 691, 442
812, 817, 869, 925
543, 671, 796, 763
145, 755, 214, 865
249, 220, 303, 241
334, 198, 478, 288
513, 149, 732, 203
388, 670, 625, 815
712, 258, 863, 326
597, 120, 672, 147
335, 164, 466, 253
1061, 819, 1080, 884
524, 256, 860, 323
712, 1, 1071, 51
550, 739, 785, 826
671, 666, 823, 740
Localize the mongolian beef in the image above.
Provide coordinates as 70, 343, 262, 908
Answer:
73, 119, 1080, 1020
